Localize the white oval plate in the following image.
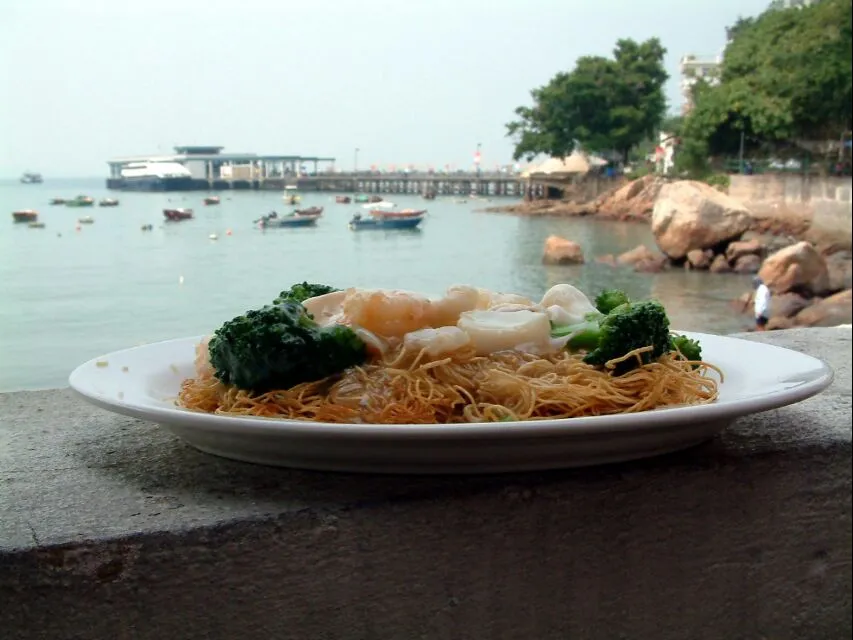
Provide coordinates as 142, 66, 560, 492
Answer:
68, 332, 833, 474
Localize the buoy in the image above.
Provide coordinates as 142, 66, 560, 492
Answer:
179, 275, 185, 285
75, 225, 81, 232
209, 233, 218, 240
226, 229, 232, 236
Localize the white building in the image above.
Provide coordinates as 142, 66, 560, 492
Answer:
679, 54, 723, 114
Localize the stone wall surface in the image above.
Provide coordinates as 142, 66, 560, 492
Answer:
0, 328, 850, 640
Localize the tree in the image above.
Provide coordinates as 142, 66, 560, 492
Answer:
681, 0, 851, 163
506, 38, 668, 163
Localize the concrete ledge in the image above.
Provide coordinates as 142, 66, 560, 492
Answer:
1, 328, 851, 640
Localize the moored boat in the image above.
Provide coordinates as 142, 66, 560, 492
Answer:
28, 221, 46, 229
203, 196, 221, 205
294, 206, 324, 217
163, 208, 194, 221
20, 172, 43, 184
353, 194, 370, 203
282, 186, 302, 205
49, 198, 66, 205
99, 198, 119, 207
369, 207, 427, 218
348, 212, 424, 230
78, 216, 95, 224
368, 195, 383, 203
66, 195, 95, 207
257, 211, 320, 229
12, 210, 38, 223
335, 195, 352, 204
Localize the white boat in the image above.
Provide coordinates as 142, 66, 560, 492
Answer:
118, 162, 194, 192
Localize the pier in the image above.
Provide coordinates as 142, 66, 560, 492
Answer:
105, 146, 532, 196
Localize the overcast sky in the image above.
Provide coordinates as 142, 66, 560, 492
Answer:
1, 0, 771, 177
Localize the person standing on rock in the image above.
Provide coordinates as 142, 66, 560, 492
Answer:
747, 276, 771, 331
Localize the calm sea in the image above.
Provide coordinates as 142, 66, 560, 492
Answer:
0, 178, 754, 391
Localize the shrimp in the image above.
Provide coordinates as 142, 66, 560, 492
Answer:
342, 288, 434, 338
429, 285, 481, 327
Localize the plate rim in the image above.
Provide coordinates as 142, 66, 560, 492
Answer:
68, 332, 835, 439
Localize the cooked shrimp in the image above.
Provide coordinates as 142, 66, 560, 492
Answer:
342, 289, 433, 338
429, 285, 481, 327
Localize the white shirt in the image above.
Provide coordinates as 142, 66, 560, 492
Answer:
754, 284, 771, 318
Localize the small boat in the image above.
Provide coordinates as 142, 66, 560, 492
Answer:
257, 211, 320, 229
368, 195, 383, 203
141, 224, 154, 231
28, 221, 46, 229
349, 212, 425, 230
335, 196, 352, 204
99, 198, 119, 207
203, 196, 221, 205
49, 198, 66, 205
12, 210, 38, 223
369, 208, 427, 218
353, 194, 370, 203
423, 191, 436, 200
294, 206, 324, 217
78, 216, 95, 224
66, 195, 95, 207
20, 172, 43, 184
163, 208, 194, 221
282, 186, 302, 205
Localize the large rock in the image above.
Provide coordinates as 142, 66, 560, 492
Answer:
726, 238, 764, 263
542, 235, 584, 265
758, 241, 830, 295
651, 181, 753, 260
770, 292, 812, 320
825, 253, 853, 293
794, 289, 852, 327
733, 254, 762, 274
616, 245, 658, 266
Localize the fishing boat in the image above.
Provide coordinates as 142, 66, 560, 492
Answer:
12, 210, 38, 223
66, 195, 95, 207
369, 207, 427, 218
99, 198, 119, 207
203, 196, 221, 205
335, 196, 352, 204
78, 216, 95, 224
257, 210, 320, 229
348, 212, 424, 231
163, 208, 194, 221
282, 186, 302, 205
49, 198, 66, 205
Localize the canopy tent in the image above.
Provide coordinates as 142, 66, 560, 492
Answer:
521, 151, 608, 178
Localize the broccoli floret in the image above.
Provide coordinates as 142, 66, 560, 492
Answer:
551, 300, 672, 374
274, 282, 339, 305
594, 288, 631, 315
670, 334, 702, 362
208, 300, 367, 392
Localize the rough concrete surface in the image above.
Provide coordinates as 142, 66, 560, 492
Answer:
0, 328, 850, 640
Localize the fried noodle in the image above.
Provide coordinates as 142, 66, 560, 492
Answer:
177, 343, 723, 424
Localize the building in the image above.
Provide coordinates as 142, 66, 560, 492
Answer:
679, 54, 723, 114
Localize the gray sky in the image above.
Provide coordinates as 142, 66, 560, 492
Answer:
1, 0, 770, 177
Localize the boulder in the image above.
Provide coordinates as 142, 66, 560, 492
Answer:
595, 254, 617, 267
651, 180, 753, 259
733, 254, 762, 274
542, 235, 584, 265
709, 254, 731, 273
725, 238, 764, 263
686, 249, 713, 270
616, 244, 657, 266
794, 289, 852, 327
767, 316, 796, 331
634, 256, 668, 273
825, 253, 853, 293
770, 292, 812, 320
758, 241, 830, 295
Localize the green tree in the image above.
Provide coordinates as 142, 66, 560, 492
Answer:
681, 0, 851, 164
506, 38, 668, 163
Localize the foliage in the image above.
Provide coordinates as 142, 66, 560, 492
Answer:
702, 173, 731, 190
506, 38, 668, 163
681, 0, 852, 164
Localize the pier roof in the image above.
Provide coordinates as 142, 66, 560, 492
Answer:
107, 152, 336, 165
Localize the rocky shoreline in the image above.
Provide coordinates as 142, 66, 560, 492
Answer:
529, 178, 852, 330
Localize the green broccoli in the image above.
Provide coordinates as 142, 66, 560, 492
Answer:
208, 300, 367, 392
670, 334, 702, 363
551, 300, 673, 374
274, 282, 340, 305
594, 288, 631, 315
